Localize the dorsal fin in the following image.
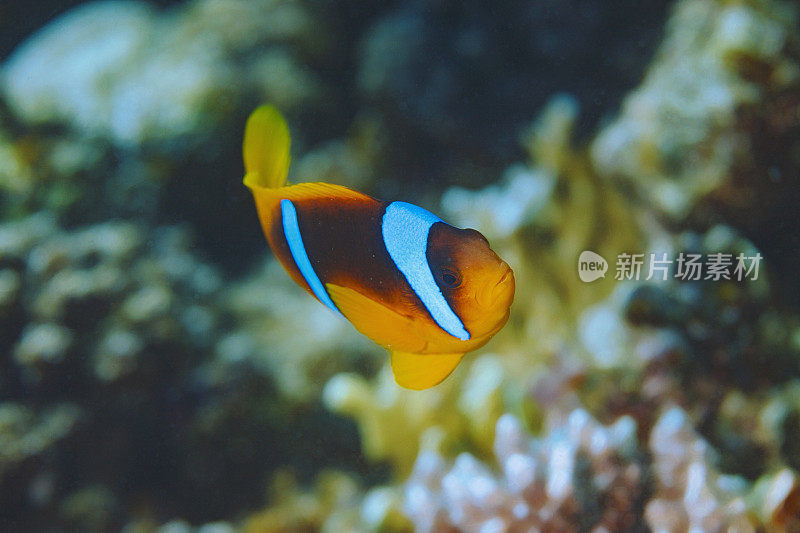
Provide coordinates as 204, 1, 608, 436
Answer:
276, 182, 374, 202
248, 181, 376, 206
243, 105, 291, 189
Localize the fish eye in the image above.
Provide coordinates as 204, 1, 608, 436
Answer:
438, 268, 461, 289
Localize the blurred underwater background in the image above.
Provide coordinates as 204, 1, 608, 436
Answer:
1, 0, 800, 531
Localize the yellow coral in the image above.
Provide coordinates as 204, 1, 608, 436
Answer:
323, 354, 511, 475
242, 470, 409, 533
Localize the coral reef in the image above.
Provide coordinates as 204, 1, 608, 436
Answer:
223, 261, 378, 402
0, 0, 368, 271
320, 93, 645, 479
592, 0, 799, 220
591, 0, 800, 301
241, 470, 408, 533
0, 403, 80, 506
2, 0, 800, 530
573, 225, 800, 488
404, 407, 800, 532
323, 355, 508, 475
1, 0, 326, 147
0, 211, 368, 528
404, 411, 645, 532
644, 406, 753, 531
322, 0, 800, 530
442, 94, 643, 359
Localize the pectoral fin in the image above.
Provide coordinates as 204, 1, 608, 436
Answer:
325, 283, 426, 353
390, 351, 465, 390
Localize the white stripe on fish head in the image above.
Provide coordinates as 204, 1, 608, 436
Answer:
381, 201, 469, 341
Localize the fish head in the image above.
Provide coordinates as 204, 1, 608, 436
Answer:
427, 224, 515, 340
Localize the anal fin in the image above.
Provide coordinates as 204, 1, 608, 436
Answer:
391, 351, 465, 390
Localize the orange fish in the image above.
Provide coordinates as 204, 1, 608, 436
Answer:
243, 105, 515, 389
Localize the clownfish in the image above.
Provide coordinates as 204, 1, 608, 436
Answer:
242, 105, 515, 390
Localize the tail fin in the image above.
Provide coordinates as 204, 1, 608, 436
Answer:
242, 105, 291, 190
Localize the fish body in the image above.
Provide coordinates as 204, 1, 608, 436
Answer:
243, 105, 515, 389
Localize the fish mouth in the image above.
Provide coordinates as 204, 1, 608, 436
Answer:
488, 263, 515, 308
496, 265, 513, 285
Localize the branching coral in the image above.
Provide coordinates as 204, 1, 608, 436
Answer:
645, 406, 753, 531
402, 406, 800, 532
442, 94, 643, 361
403, 411, 644, 532
242, 470, 409, 533
574, 225, 800, 475
223, 261, 378, 402
591, 0, 800, 222
591, 0, 800, 301
323, 355, 508, 475
645, 403, 798, 531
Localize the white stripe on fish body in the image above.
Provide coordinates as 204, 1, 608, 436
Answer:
280, 199, 341, 315
381, 201, 470, 341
